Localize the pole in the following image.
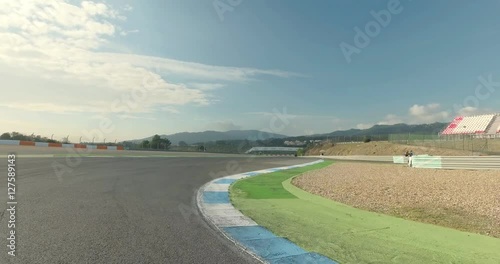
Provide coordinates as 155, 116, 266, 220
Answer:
471, 135, 474, 155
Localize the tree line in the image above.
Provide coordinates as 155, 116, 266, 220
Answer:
122, 134, 172, 150
0, 132, 60, 143
0, 131, 120, 145
120, 137, 295, 153
1, 131, 306, 154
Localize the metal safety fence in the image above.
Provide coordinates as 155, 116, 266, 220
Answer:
389, 133, 500, 155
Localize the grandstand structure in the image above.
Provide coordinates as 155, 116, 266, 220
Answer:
440, 113, 500, 138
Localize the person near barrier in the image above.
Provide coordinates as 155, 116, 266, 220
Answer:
408, 150, 414, 167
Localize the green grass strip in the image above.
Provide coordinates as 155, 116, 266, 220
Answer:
231, 161, 333, 199
230, 161, 500, 264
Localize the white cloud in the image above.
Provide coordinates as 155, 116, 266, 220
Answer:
81, 1, 114, 17
457, 107, 479, 116
245, 111, 275, 116
0, 102, 96, 114
119, 29, 139, 36
205, 121, 242, 131
123, 4, 133, 11
102, 53, 302, 82
376, 114, 403, 125
0, 119, 46, 133
117, 114, 156, 120
355, 115, 403, 130
0, 0, 299, 117
160, 106, 180, 114
189, 83, 226, 91
356, 104, 448, 129
409, 103, 440, 116
356, 123, 373, 129
245, 111, 339, 121
353, 104, 497, 132
455, 106, 495, 117
408, 103, 449, 123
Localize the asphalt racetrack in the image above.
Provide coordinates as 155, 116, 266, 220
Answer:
0, 146, 314, 263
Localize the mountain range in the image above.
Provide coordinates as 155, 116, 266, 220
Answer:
128, 122, 450, 145
319, 122, 448, 137
131, 130, 288, 145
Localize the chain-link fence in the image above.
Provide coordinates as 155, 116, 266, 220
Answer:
388, 133, 500, 154
321, 135, 388, 144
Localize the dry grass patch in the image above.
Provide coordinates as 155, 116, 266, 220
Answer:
293, 162, 500, 238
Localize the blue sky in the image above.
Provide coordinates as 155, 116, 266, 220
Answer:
1, 0, 499, 141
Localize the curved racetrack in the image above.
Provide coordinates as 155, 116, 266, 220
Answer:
0, 147, 313, 263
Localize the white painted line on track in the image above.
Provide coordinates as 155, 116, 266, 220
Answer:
196, 159, 326, 263
204, 184, 231, 191
208, 215, 258, 227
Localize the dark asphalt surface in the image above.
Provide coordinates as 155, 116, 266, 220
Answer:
0, 154, 316, 263
0, 145, 247, 157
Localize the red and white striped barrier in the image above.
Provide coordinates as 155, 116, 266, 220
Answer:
0, 140, 124, 150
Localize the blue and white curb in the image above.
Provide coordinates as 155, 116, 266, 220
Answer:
197, 160, 338, 264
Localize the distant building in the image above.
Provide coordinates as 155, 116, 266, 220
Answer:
245, 147, 301, 155
284, 140, 307, 146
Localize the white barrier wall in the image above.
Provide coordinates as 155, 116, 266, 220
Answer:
310, 155, 500, 170
412, 156, 500, 170
309, 155, 393, 162
392, 156, 407, 164
0, 140, 20, 145
411, 156, 443, 169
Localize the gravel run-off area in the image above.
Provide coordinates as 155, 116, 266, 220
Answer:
293, 162, 500, 238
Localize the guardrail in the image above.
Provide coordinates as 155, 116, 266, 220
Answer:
306, 155, 393, 162
306, 155, 500, 170
412, 156, 500, 170
0, 140, 124, 150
